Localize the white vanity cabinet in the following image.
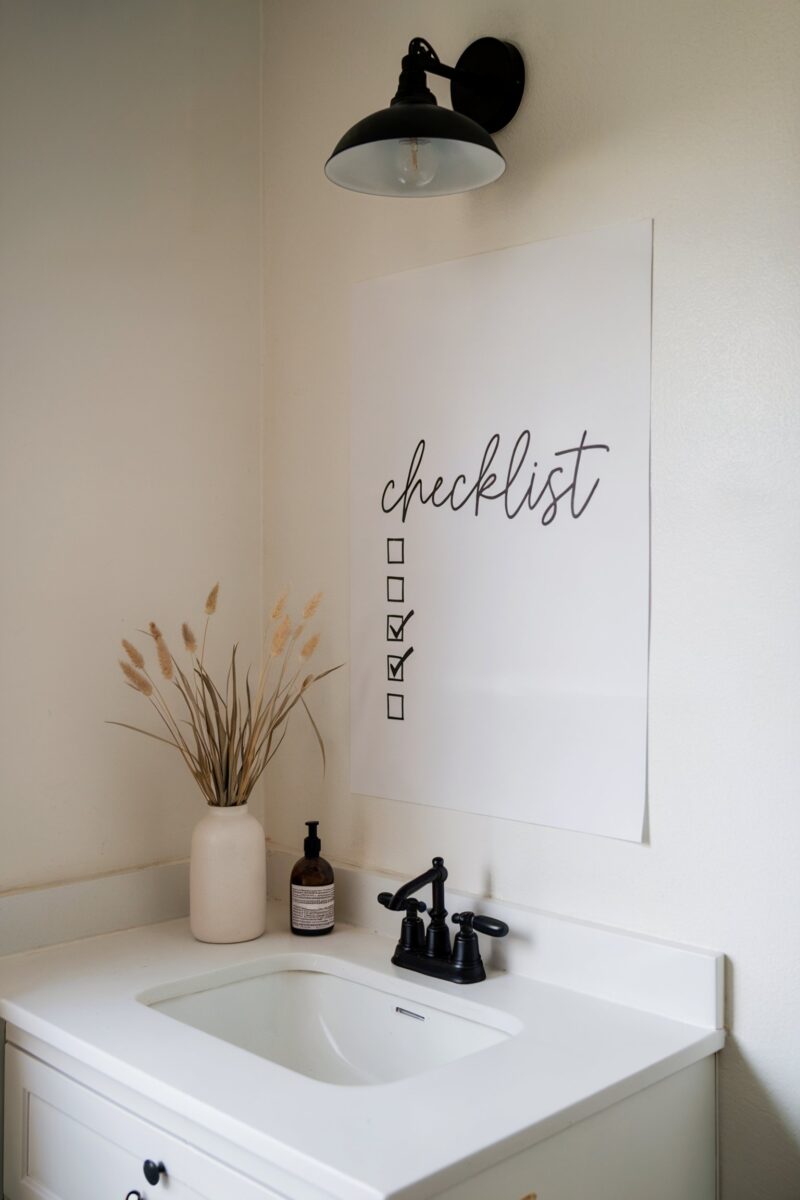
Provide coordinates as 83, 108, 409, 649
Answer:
4, 1029, 717, 1200
3, 1041, 286, 1200
0, 907, 725, 1200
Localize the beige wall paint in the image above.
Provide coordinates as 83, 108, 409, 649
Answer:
261, 3, 800, 1197
0, 0, 263, 889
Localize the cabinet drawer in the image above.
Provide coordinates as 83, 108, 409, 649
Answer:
4, 1045, 286, 1200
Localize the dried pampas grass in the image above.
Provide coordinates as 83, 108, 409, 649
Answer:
110, 582, 340, 807
300, 633, 320, 661
119, 659, 152, 696
205, 583, 219, 615
271, 590, 288, 621
121, 639, 144, 670
270, 614, 292, 658
303, 591, 323, 621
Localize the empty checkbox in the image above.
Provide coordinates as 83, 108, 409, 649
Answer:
387, 575, 405, 603
387, 693, 405, 721
387, 538, 405, 564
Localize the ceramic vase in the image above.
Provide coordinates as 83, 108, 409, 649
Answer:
189, 803, 267, 943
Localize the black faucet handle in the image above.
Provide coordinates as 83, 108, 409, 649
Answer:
452, 911, 509, 938
377, 892, 427, 914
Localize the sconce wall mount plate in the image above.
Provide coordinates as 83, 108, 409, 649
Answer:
325, 36, 525, 198
449, 37, 525, 135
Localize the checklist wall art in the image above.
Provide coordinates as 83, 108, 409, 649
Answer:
351, 222, 652, 841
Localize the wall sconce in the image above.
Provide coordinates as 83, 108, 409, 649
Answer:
325, 36, 525, 197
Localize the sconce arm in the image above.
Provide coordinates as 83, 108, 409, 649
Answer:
391, 36, 524, 135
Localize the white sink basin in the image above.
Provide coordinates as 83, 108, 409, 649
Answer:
140, 955, 518, 1086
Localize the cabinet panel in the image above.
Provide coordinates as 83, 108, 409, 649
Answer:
433, 1058, 716, 1199
4, 1046, 285, 1200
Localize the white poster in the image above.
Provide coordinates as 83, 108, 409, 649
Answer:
351, 222, 652, 841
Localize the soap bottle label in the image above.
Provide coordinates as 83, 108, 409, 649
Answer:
291, 883, 334, 931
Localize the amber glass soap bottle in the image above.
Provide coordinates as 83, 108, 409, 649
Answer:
290, 821, 334, 936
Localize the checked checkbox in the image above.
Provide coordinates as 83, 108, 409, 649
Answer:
386, 609, 415, 643
387, 647, 414, 682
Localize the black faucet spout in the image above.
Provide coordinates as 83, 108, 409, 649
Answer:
387, 856, 448, 910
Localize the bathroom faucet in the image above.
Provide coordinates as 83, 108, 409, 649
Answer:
378, 856, 509, 984
384, 855, 452, 959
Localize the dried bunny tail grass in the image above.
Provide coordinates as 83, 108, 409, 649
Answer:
121, 639, 144, 669
182, 623, 198, 654
156, 636, 173, 680
119, 659, 153, 696
271, 590, 288, 621
205, 583, 219, 615
302, 591, 323, 621
300, 633, 320, 661
270, 614, 292, 657
146, 625, 174, 680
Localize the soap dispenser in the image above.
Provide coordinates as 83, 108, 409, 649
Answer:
290, 821, 334, 936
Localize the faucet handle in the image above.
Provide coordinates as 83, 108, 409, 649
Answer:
452, 911, 509, 938
377, 892, 427, 914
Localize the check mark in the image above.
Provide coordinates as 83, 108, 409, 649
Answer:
386, 610, 415, 643
387, 647, 414, 680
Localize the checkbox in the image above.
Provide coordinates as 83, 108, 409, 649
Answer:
387, 647, 414, 682
386, 614, 404, 643
387, 538, 405, 565
387, 647, 414, 681
387, 654, 404, 682
386, 575, 405, 603
386, 608, 415, 643
387, 693, 405, 721
386, 610, 415, 642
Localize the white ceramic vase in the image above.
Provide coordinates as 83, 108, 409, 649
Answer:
189, 803, 267, 943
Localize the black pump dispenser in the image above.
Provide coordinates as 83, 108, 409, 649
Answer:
303, 821, 321, 858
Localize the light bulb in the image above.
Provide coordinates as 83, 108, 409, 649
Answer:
394, 137, 440, 190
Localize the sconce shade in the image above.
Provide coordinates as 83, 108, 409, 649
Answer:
325, 103, 506, 197
325, 38, 524, 197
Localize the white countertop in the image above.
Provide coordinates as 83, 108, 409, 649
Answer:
0, 903, 724, 1200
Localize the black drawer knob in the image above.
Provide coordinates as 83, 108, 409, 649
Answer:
143, 1159, 166, 1185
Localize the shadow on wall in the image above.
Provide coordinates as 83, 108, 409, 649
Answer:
720, 959, 800, 1200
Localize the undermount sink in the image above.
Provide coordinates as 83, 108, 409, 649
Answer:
139, 954, 519, 1086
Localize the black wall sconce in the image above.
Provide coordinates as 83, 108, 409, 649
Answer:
325, 36, 525, 197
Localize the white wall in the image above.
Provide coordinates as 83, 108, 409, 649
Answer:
1, 2, 797, 1195
0, 0, 263, 890
261, 3, 800, 1197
